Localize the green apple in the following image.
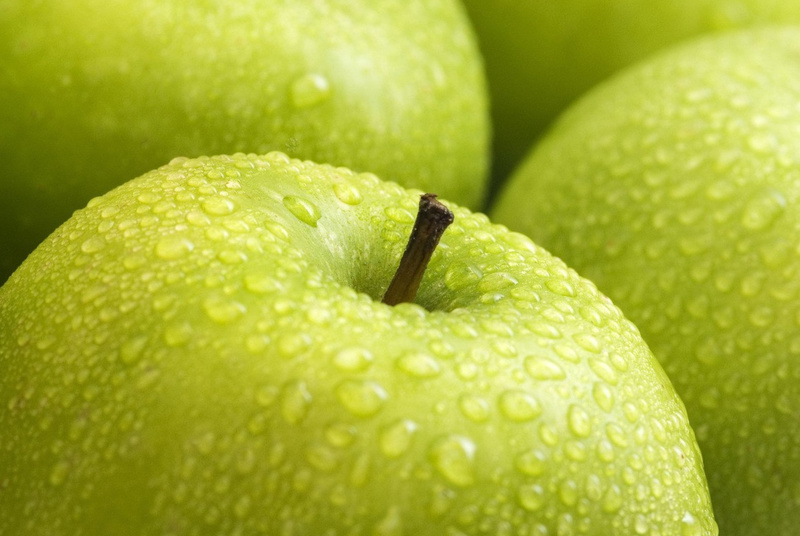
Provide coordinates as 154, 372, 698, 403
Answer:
0, 153, 716, 535
493, 26, 800, 536
461, 0, 800, 190
0, 0, 490, 284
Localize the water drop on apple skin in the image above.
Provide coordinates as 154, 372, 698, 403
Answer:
283, 195, 322, 227
335, 380, 387, 418
428, 435, 477, 487
289, 73, 331, 109
379, 419, 418, 458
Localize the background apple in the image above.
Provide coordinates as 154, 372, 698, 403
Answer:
0, 153, 716, 535
0, 0, 489, 284
492, 27, 800, 536
461, 0, 800, 192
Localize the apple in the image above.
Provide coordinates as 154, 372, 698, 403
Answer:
461, 0, 800, 190
0, 152, 716, 535
0, 0, 490, 284
492, 27, 800, 536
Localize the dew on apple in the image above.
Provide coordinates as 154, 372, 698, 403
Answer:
202, 295, 246, 324
335, 379, 387, 418
395, 351, 441, 378
280, 380, 312, 425
428, 434, 476, 487
379, 418, 418, 458
458, 394, 490, 422
567, 404, 592, 438
282, 195, 322, 227
518, 483, 546, 512
119, 335, 148, 364
524, 354, 567, 380
80, 235, 106, 254
201, 196, 236, 216
332, 182, 363, 206
592, 383, 615, 413
498, 390, 542, 422
154, 236, 194, 260
288, 73, 331, 109
741, 187, 786, 230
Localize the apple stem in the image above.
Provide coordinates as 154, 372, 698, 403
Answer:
382, 193, 454, 306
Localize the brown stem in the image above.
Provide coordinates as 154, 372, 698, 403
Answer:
382, 193, 454, 306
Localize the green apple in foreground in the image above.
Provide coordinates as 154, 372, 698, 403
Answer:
0, 0, 489, 283
493, 27, 800, 536
0, 153, 716, 534
461, 0, 800, 189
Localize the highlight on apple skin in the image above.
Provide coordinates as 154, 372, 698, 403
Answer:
1, 153, 716, 535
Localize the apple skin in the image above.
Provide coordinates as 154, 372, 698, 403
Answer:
0, 153, 716, 535
492, 27, 800, 536
461, 0, 800, 190
0, 0, 489, 284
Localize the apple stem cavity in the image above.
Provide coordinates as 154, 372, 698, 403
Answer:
382, 193, 454, 306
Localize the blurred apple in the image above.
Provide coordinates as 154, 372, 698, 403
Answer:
462, 0, 800, 189
0, 0, 489, 282
493, 26, 800, 536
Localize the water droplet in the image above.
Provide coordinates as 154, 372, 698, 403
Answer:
379, 419, 418, 458
515, 449, 546, 476
742, 188, 786, 230
155, 236, 194, 260
277, 332, 311, 358
458, 394, 490, 422
202, 296, 246, 324
518, 484, 545, 511
545, 279, 576, 297
120, 335, 148, 364
395, 352, 441, 378
558, 479, 579, 506
603, 484, 624, 513
163, 321, 193, 347
681, 512, 703, 536
592, 382, 615, 412
332, 347, 373, 372
525, 355, 566, 380
477, 272, 518, 293
384, 206, 415, 224
202, 197, 236, 216
589, 358, 618, 385
281, 381, 312, 424
244, 273, 284, 294
49, 461, 69, 486
574, 333, 602, 353
567, 404, 592, 438
325, 422, 356, 448
444, 262, 482, 291
283, 196, 321, 227
429, 435, 476, 487
80, 236, 106, 253
336, 380, 387, 417
305, 444, 338, 472
255, 385, 279, 407
499, 391, 542, 422
333, 182, 363, 205
373, 506, 403, 536
290, 73, 331, 108
606, 422, 629, 447
234, 495, 252, 518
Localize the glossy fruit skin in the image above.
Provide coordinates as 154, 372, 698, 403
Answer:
462, 0, 800, 191
0, 153, 715, 535
0, 0, 489, 283
493, 27, 800, 536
